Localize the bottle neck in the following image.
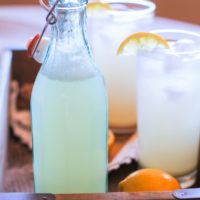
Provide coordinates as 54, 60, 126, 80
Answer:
51, 5, 90, 54
41, 4, 99, 81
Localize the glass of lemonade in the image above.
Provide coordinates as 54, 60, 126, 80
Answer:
88, 0, 155, 133
136, 29, 200, 188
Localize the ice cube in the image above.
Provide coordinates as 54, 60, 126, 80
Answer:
164, 53, 182, 74
165, 85, 185, 101
164, 79, 189, 101
171, 39, 196, 52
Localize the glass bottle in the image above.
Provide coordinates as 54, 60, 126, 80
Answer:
31, 0, 108, 193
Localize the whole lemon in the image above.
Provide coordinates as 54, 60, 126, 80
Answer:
119, 168, 181, 192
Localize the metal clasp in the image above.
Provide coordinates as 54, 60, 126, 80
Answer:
32, 0, 61, 57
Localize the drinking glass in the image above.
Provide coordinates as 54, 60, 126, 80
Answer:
136, 29, 200, 188
88, 0, 156, 133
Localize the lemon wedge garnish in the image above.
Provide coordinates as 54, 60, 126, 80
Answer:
87, 2, 111, 11
117, 32, 170, 56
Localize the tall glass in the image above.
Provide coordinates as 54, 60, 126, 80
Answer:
136, 29, 200, 188
88, 0, 155, 133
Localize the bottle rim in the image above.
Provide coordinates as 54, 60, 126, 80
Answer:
49, 0, 87, 10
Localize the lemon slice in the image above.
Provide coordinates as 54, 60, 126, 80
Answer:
87, 2, 111, 11
117, 32, 170, 56
108, 129, 115, 152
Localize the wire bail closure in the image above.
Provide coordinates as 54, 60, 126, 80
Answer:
32, 0, 61, 58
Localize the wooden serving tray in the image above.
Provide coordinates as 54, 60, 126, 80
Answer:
3, 50, 200, 198
0, 192, 174, 200
6, 50, 137, 192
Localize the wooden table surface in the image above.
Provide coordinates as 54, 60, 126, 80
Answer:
56, 192, 174, 200
0, 192, 175, 200
0, 52, 200, 200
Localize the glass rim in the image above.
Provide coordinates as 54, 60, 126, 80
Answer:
92, 0, 156, 18
143, 29, 200, 56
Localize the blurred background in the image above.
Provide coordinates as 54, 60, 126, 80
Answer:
0, 0, 200, 25
1, 0, 200, 193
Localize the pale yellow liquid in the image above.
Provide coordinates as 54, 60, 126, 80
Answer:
31, 72, 107, 193
89, 22, 137, 130
137, 55, 200, 176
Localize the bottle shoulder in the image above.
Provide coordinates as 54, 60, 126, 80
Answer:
32, 70, 107, 99
40, 48, 102, 81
